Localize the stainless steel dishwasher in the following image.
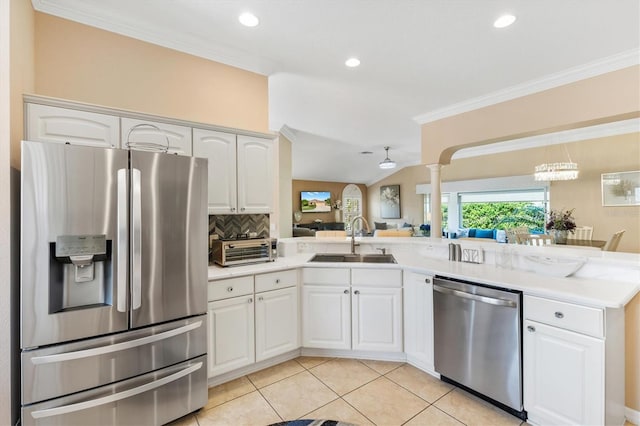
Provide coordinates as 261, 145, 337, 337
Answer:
433, 276, 526, 420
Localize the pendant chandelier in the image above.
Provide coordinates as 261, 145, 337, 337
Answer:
534, 145, 579, 181
379, 146, 397, 169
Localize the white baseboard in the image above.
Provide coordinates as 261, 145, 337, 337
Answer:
626, 406, 640, 425
300, 347, 407, 362
207, 349, 301, 387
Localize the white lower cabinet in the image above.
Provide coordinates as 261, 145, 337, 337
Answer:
352, 286, 402, 352
523, 295, 624, 426
208, 270, 299, 378
302, 285, 351, 350
302, 267, 402, 353
403, 272, 434, 372
207, 295, 255, 377
255, 286, 299, 362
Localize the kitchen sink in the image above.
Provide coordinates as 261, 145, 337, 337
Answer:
309, 253, 397, 264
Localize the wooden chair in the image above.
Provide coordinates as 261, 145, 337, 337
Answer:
506, 226, 529, 244
603, 230, 625, 252
520, 234, 554, 246
568, 226, 593, 241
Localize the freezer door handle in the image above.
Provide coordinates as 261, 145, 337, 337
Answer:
131, 168, 142, 310
116, 169, 128, 313
29, 361, 203, 419
433, 284, 517, 308
29, 320, 203, 365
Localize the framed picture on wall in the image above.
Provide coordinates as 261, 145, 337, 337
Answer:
601, 171, 640, 206
380, 185, 401, 218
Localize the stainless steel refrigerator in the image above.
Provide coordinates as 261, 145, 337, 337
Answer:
20, 140, 208, 425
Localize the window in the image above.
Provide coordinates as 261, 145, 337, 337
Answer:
424, 193, 449, 227
458, 189, 547, 232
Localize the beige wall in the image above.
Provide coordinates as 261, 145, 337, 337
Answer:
34, 12, 269, 134
371, 132, 640, 410
278, 134, 293, 238
292, 180, 368, 225
421, 65, 640, 165
368, 166, 428, 227
3, 0, 35, 423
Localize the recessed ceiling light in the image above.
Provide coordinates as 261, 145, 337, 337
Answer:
345, 58, 361, 68
493, 14, 516, 28
239, 12, 259, 27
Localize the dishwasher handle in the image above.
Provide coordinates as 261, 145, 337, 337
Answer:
433, 284, 517, 308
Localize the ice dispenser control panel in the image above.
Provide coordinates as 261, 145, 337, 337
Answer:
55, 235, 107, 282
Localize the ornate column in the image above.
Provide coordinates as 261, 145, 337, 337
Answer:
427, 164, 442, 239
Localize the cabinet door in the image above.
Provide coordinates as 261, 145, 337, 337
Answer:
122, 118, 192, 156
207, 296, 255, 377
255, 287, 299, 362
523, 320, 604, 426
236, 135, 273, 214
26, 103, 120, 148
352, 286, 403, 352
302, 285, 351, 350
403, 272, 434, 371
193, 129, 237, 214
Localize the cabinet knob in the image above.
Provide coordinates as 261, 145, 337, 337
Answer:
554, 311, 564, 319
425, 278, 431, 284
258, 296, 264, 301
527, 325, 536, 332
275, 279, 280, 284
248, 298, 253, 303
343, 289, 349, 294
354, 290, 360, 295
227, 287, 233, 292
240, 207, 246, 211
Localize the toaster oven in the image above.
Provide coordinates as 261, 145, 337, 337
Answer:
211, 238, 272, 266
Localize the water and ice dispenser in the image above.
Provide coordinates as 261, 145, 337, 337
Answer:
49, 234, 113, 312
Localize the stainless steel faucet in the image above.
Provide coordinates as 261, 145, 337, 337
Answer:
350, 215, 371, 254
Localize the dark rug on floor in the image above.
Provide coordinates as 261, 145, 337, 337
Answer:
269, 420, 355, 426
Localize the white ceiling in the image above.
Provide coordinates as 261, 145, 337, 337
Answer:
32, 0, 640, 184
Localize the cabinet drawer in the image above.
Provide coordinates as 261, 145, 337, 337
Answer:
255, 269, 297, 292
524, 295, 604, 338
208, 276, 254, 301
352, 268, 402, 287
303, 268, 350, 286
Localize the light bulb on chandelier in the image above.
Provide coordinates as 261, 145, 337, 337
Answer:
534, 144, 579, 181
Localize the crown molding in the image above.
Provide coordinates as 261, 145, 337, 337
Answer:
31, 0, 277, 75
278, 125, 298, 144
452, 118, 640, 159
414, 48, 640, 124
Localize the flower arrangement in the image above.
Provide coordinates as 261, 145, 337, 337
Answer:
545, 209, 576, 233
419, 223, 431, 236
332, 200, 342, 210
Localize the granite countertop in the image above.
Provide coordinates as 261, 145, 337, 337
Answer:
208, 240, 640, 309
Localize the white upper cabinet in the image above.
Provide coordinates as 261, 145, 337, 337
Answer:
193, 129, 237, 214
236, 135, 274, 214
121, 118, 192, 156
193, 129, 274, 215
26, 103, 120, 148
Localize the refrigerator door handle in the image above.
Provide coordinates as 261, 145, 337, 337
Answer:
29, 361, 203, 419
29, 320, 203, 365
131, 168, 142, 310
116, 169, 128, 313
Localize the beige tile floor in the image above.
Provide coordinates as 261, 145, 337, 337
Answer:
168, 357, 635, 426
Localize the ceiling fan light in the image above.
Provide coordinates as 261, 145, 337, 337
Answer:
379, 146, 397, 169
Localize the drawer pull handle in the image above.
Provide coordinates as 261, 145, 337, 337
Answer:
275, 279, 280, 284
554, 311, 564, 319
343, 290, 349, 294
354, 290, 360, 295
527, 325, 536, 332
258, 296, 264, 301
227, 287, 233, 292
248, 298, 253, 303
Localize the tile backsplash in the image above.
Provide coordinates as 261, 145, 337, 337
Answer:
209, 214, 270, 239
